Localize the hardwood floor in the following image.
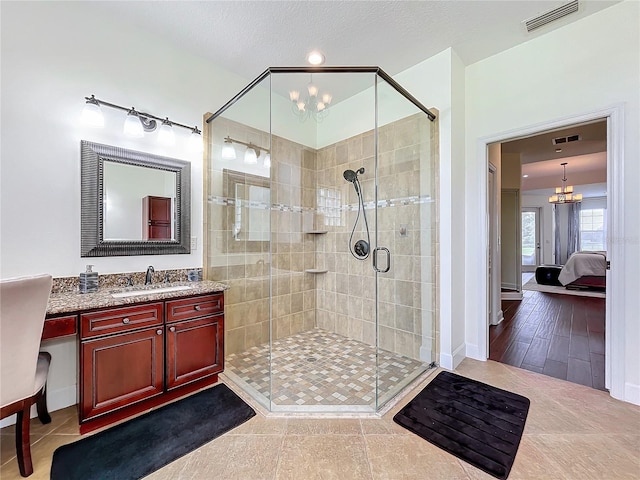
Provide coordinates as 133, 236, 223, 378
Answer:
490, 288, 606, 391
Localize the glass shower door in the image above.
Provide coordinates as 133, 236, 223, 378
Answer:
374, 75, 437, 409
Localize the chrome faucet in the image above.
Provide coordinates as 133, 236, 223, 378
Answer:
145, 266, 155, 285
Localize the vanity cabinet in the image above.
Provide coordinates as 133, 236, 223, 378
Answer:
80, 303, 164, 421
78, 293, 224, 428
165, 295, 224, 391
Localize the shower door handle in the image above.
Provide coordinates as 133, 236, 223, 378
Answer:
373, 247, 391, 273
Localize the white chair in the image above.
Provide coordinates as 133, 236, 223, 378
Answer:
0, 274, 53, 477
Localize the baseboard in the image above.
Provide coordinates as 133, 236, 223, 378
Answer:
490, 309, 504, 326
439, 343, 466, 370
501, 291, 523, 301
624, 382, 640, 406
0, 384, 76, 428
464, 343, 483, 361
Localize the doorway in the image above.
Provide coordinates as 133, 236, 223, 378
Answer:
486, 116, 611, 392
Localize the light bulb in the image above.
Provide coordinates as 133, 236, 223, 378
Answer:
158, 118, 175, 146
221, 140, 236, 160
297, 101, 306, 112
307, 83, 318, 97
244, 146, 258, 165
123, 111, 144, 138
317, 102, 326, 112
322, 93, 332, 104
289, 90, 300, 102
307, 51, 325, 65
263, 153, 271, 168
188, 128, 203, 153
81, 97, 104, 127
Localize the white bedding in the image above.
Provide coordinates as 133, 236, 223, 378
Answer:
558, 251, 607, 286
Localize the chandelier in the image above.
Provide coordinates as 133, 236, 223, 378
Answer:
289, 76, 332, 122
548, 162, 583, 204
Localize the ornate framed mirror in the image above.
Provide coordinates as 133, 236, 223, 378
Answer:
81, 140, 191, 256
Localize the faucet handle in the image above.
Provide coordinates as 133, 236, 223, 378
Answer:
163, 272, 171, 284
121, 275, 134, 287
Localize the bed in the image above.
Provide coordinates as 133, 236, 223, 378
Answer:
558, 251, 607, 290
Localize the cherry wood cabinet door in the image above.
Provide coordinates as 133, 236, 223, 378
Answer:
80, 326, 164, 421
165, 315, 224, 391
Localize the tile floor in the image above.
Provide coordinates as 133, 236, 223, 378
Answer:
225, 329, 429, 411
1, 358, 639, 479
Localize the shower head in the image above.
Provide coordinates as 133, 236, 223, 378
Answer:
343, 167, 365, 183
343, 169, 357, 183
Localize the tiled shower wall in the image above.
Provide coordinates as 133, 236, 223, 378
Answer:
206, 114, 438, 362
314, 114, 438, 361
205, 118, 318, 356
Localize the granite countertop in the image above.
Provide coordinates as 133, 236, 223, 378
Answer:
47, 280, 229, 316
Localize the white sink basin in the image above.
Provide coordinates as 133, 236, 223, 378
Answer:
111, 285, 193, 298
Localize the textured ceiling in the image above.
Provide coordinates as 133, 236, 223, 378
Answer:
92, 1, 620, 81
90, 1, 614, 197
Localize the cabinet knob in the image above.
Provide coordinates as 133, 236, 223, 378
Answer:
122, 317, 130, 324
169, 326, 176, 332
156, 329, 163, 335
194, 305, 201, 311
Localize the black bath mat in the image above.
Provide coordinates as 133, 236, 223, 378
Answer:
393, 371, 529, 480
51, 383, 255, 480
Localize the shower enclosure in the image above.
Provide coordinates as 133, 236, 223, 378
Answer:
205, 67, 438, 413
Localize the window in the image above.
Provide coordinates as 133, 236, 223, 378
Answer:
580, 208, 606, 251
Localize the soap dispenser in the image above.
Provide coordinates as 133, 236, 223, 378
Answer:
79, 265, 99, 293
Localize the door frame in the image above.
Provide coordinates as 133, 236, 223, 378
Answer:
477, 105, 624, 399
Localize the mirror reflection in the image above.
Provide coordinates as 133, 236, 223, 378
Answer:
103, 162, 177, 241
223, 169, 270, 253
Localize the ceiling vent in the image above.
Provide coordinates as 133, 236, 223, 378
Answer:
524, 1, 579, 33
552, 134, 581, 145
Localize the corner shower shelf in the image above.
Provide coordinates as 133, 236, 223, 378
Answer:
304, 269, 328, 274
304, 230, 328, 234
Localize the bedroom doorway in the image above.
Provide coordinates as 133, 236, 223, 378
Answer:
486, 115, 611, 392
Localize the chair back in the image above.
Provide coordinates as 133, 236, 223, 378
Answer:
0, 274, 52, 408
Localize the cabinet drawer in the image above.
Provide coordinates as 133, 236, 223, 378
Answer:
81, 303, 163, 339
43, 314, 77, 340
166, 294, 223, 323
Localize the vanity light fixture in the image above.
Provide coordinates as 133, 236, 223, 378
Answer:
81, 94, 203, 149
123, 109, 145, 138
158, 118, 175, 146
244, 146, 258, 165
221, 137, 237, 160
81, 95, 104, 127
222, 136, 270, 168
188, 127, 204, 153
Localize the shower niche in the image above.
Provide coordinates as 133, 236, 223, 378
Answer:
205, 67, 439, 413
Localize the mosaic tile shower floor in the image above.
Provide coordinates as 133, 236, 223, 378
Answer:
225, 329, 429, 411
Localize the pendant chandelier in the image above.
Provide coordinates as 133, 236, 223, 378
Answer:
289, 75, 332, 122
548, 162, 582, 204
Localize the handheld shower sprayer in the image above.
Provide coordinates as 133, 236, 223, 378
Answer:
343, 167, 370, 260
343, 168, 365, 195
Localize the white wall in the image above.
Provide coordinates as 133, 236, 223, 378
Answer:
464, 0, 640, 404
393, 49, 467, 369
0, 1, 252, 416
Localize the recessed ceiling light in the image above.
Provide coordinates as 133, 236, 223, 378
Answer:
307, 51, 325, 65
523, 174, 529, 178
